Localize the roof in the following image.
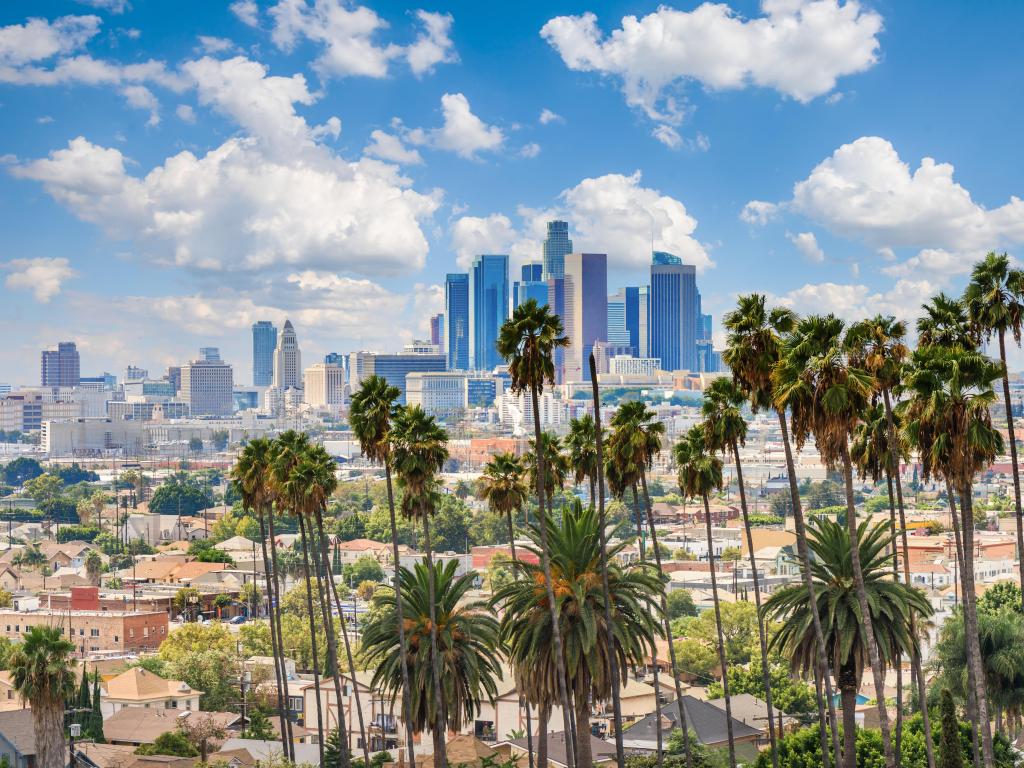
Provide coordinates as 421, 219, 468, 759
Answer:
0, 709, 35, 756
623, 696, 761, 748
216, 738, 321, 765
705, 693, 797, 729
739, 530, 795, 557
214, 536, 257, 553
504, 732, 615, 768
103, 707, 238, 744
77, 742, 198, 768
336, 538, 389, 552
104, 667, 200, 702
414, 735, 495, 766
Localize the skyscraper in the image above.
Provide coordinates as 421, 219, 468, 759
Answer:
513, 261, 548, 309
180, 358, 234, 416
607, 286, 641, 351
470, 255, 508, 371
429, 313, 444, 346
638, 286, 650, 357
40, 342, 80, 387
272, 319, 302, 389
546, 277, 566, 383
542, 220, 572, 280
445, 273, 469, 370
650, 252, 698, 371
564, 252, 608, 381
251, 321, 277, 387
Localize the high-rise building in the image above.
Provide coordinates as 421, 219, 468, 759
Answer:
349, 351, 446, 404
80, 373, 116, 390
542, 220, 572, 280
638, 286, 650, 357
607, 291, 630, 346
563, 252, 608, 382
650, 252, 698, 372
699, 313, 713, 341
199, 347, 220, 362
514, 262, 548, 309
303, 363, 345, 408
546, 277, 566, 383
429, 313, 444, 346
251, 321, 277, 387
470, 255, 508, 371
125, 366, 148, 382
272, 319, 302, 389
445, 273, 470, 371
324, 352, 344, 366
40, 342, 80, 388
166, 366, 181, 395
180, 359, 234, 416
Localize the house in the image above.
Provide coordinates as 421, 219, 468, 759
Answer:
496, 731, 617, 768
76, 742, 199, 768
621, 697, 761, 760
100, 667, 202, 717
413, 735, 496, 767
102, 707, 239, 746
0, 709, 34, 768
213, 738, 321, 766
705, 694, 800, 747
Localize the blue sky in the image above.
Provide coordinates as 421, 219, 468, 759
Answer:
2, 0, 1023, 385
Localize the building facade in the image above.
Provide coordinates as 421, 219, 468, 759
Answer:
272, 319, 302, 389
0, 390, 80, 432
470, 254, 508, 371
251, 321, 277, 387
563, 252, 608, 382
0, 608, 168, 654
406, 371, 502, 417
350, 352, 447, 405
303, 363, 345, 408
40, 341, 80, 387
650, 252, 698, 372
542, 219, 572, 280
445, 273, 470, 371
179, 359, 234, 416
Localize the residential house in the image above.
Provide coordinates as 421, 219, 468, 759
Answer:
102, 708, 239, 746
496, 731, 617, 768
0, 709, 34, 768
621, 697, 761, 761
100, 667, 202, 717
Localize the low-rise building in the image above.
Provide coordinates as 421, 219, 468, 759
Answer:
100, 668, 203, 718
0, 607, 168, 654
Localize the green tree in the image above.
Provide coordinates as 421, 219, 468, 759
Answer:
148, 474, 214, 516
84, 550, 103, 586
0, 457, 43, 486
188, 437, 204, 454
977, 581, 1022, 615
242, 707, 276, 740
343, 556, 384, 585
564, 414, 600, 501
135, 730, 199, 757
939, 689, 964, 768
211, 429, 230, 451
666, 589, 697, 621
707, 661, 817, 716
10, 626, 76, 768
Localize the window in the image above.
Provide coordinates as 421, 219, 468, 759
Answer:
114, 636, 119, 643
129, 628, 135, 638
79, 628, 84, 636
14, 626, 18, 632
90, 629, 99, 638
143, 627, 149, 638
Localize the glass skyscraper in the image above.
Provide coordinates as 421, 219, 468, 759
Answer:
445, 273, 470, 370
607, 286, 641, 352
564, 252, 607, 382
542, 220, 572, 280
251, 321, 277, 387
513, 261, 548, 308
470, 254, 509, 371
650, 251, 698, 371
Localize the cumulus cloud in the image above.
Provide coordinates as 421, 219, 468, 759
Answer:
0, 15, 102, 67
363, 129, 422, 165
740, 200, 778, 225
120, 83, 160, 125
519, 142, 541, 159
772, 278, 938, 324
406, 92, 504, 159
196, 35, 237, 55
451, 214, 520, 269
652, 124, 682, 149
269, 0, 456, 79
2, 257, 76, 302
541, 0, 883, 132
230, 0, 261, 27
75, 0, 129, 12
787, 231, 825, 263
175, 104, 196, 123
539, 108, 563, 125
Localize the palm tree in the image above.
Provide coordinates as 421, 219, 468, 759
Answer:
901, 343, 1004, 768
494, 500, 661, 768
12, 543, 46, 570
496, 298, 576, 768
917, 293, 981, 349
390, 405, 450, 768
764, 518, 932, 768
965, 252, 1024, 609
773, 313, 896, 768
231, 438, 293, 759
524, 431, 569, 512
674, 425, 736, 768
10, 626, 76, 768
362, 560, 501, 758
349, 376, 417, 766
701, 377, 778, 767
565, 415, 600, 502
722, 294, 839, 768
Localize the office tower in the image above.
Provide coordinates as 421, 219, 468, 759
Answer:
542, 220, 572, 280
40, 342, 80, 387
607, 290, 632, 346
180, 359, 234, 416
593, 341, 633, 375
546, 277, 566, 383
638, 286, 650, 357
699, 313, 713, 341
79, 372, 116, 390
324, 352, 344, 366
429, 313, 444, 346
125, 365, 148, 382
514, 261, 548, 309
199, 347, 220, 362
251, 321, 277, 387
563, 252, 608, 382
166, 366, 181, 395
304, 363, 345, 408
445, 273, 470, 371
349, 350, 446, 405
272, 319, 302, 389
470, 255, 509, 371
650, 251, 698, 372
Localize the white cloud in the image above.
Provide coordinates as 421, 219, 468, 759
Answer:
37, 115, 54, 124
363, 129, 422, 165
772, 278, 938, 324
407, 92, 504, 159
120, 83, 159, 125
0, 15, 101, 67
519, 142, 541, 159
451, 214, 519, 269
3, 257, 76, 302
825, 91, 845, 105
230, 0, 261, 28
410, 282, 444, 335
787, 231, 825, 263
197, 35, 237, 55
269, 0, 456, 79
539, 108, 563, 125
541, 1, 882, 126
175, 104, 196, 123
652, 124, 682, 149
75, 0, 129, 13
740, 200, 778, 225
880, 248, 974, 282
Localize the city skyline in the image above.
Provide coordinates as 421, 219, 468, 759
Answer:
3, 1, 1024, 383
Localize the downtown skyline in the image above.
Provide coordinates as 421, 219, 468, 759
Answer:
2, 0, 1024, 384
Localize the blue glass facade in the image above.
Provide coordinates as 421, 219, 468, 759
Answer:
546, 277, 566, 383
369, 354, 447, 404
470, 254, 508, 371
513, 262, 547, 309
251, 321, 276, 387
542, 220, 572, 280
650, 254, 698, 371
467, 377, 498, 407
445, 273, 469, 371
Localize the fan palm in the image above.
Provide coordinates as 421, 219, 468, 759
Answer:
391, 405, 450, 768
917, 293, 980, 349
764, 518, 933, 768
722, 294, 839, 767
772, 313, 896, 768
10, 626, 76, 768
349, 375, 417, 765
493, 500, 661, 768
901, 343, 1004, 768
674, 425, 736, 768
964, 252, 1024, 610
496, 298, 576, 767
702, 377, 778, 766
362, 560, 501, 758
565, 415, 600, 502
524, 431, 569, 508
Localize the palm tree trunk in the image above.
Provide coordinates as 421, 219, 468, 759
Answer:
881, 387, 935, 768
266, 505, 296, 761
37, 700, 64, 768
589, 356, 627, 768
530, 379, 577, 768
506, 509, 535, 768
777, 409, 840, 768
384, 462, 417, 768
884, 472, 903, 766
297, 515, 326, 765
575, 670, 593, 768
730, 440, 779, 768
421, 510, 448, 768
538, 703, 551, 768
632, 484, 663, 768
837, 661, 859, 768
256, 506, 289, 753
997, 329, 1024, 612
839, 442, 895, 768
702, 492, 736, 768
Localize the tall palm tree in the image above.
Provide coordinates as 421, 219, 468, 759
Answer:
10, 626, 76, 768
525, 431, 569, 512
494, 500, 661, 768
496, 298, 576, 768
722, 294, 839, 768
349, 376, 417, 766
965, 252, 1024, 609
773, 313, 896, 768
701, 377, 778, 768
901, 343, 1004, 768
565, 415, 600, 503
764, 518, 933, 768
674, 425, 736, 768
362, 560, 501, 757
391, 405, 450, 768
231, 438, 293, 759
917, 293, 980, 349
